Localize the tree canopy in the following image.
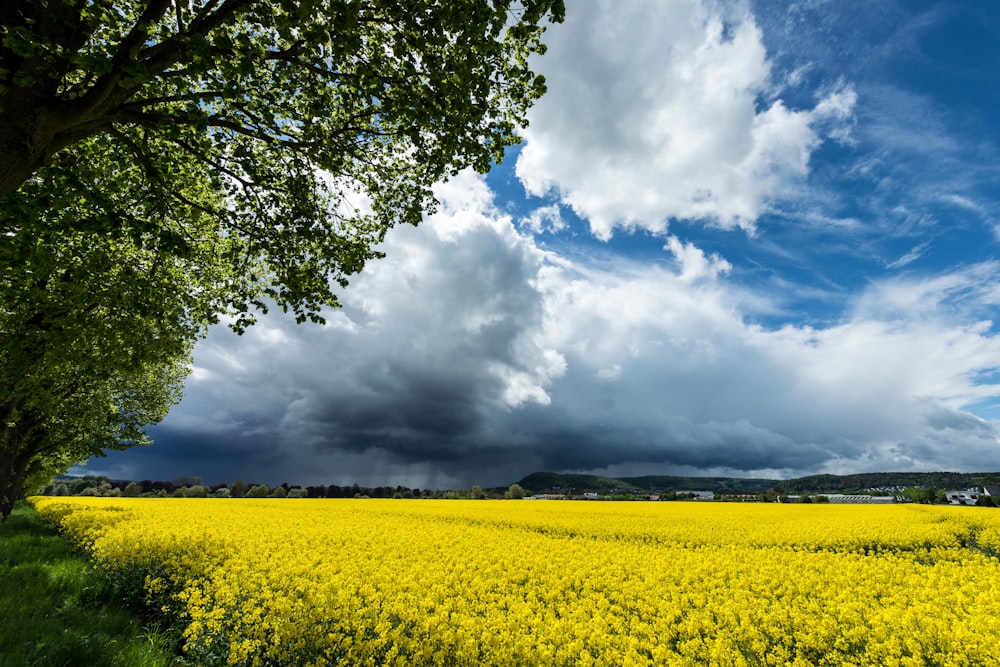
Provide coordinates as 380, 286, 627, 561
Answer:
1, 0, 564, 325
0, 218, 197, 518
0, 0, 565, 518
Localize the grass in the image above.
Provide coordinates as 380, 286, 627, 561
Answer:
0, 501, 184, 666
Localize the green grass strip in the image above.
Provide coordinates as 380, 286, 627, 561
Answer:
0, 501, 183, 666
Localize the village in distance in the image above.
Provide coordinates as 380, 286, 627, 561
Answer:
36, 470, 1000, 508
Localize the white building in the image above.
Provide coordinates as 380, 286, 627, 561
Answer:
823, 494, 896, 504
945, 489, 981, 505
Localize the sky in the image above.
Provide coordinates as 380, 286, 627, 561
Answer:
79, 0, 1000, 489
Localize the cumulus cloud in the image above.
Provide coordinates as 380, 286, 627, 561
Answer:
552, 257, 1000, 473
519, 205, 567, 235
852, 262, 1000, 322
515, 0, 856, 238
85, 172, 1000, 488
78, 2, 1000, 488
94, 173, 565, 488
664, 236, 732, 281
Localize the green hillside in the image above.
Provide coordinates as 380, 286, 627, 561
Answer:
772, 471, 1000, 494
515, 470, 1000, 496
516, 472, 777, 495
619, 476, 779, 494
516, 472, 645, 494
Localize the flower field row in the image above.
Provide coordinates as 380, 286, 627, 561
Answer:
30, 497, 1000, 666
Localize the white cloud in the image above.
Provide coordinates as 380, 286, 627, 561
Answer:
530, 252, 1000, 474
852, 262, 1000, 321
941, 194, 986, 214
665, 235, 732, 282
98, 173, 1000, 486
515, 0, 856, 238
68, 0, 1000, 492
519, 204, 567, 234
884, 242, 930, 270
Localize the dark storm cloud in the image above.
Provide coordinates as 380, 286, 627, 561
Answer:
923, 403, 996, 434
477, 401, 843, 476
66, 0, 1000, 491
83, 174, 561, 487
82, 169, 1000, 487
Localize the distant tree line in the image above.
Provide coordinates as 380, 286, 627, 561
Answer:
772, 472, 1000, 495
517, 471, 1000, 498
38, 477, 527, 500
38, 476, 1000, 507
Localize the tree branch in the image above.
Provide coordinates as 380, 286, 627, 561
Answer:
113, 0, 175, 66
206, 116, 320, 149
140, 0, 257, 73
119, 91, 227, 109
69, 0, 174, 118
169, 137, 253, 189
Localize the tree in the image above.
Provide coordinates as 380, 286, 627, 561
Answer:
0, 0, 564, 519
900, 487, 938, 504
1, 329, 190, 516
1, 0, 565, 328
245, 484, 269, 498
506, 483, 525, 500
0, 200, 206, 519
68, 477, 99, 495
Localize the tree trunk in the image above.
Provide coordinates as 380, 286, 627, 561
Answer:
0, 123, 48, 199
0, 445, 29, 521
0, 94, 103, 199
0, 400, 42, 522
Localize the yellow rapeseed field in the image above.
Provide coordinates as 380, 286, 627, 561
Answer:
29, 497, 1000, 666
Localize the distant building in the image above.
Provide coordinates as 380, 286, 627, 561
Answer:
687, 491, 715, 501
982, 485, 1000, 498
945, 489, 981, 505
528, 494, 567, 500
723, 494, 764, 502
824, 494, 896, 505
583, 492, 599, 500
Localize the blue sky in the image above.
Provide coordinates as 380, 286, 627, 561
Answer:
81, 0, 1000, 488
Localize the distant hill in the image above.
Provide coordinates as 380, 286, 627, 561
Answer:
515, 470, 1000, 496
772, 471, 1000, 494
620, 476, 779, 494
515, 472, 778, 495
516, 472, 645, 494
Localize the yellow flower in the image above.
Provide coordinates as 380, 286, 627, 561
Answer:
28, 496, 1000, 666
